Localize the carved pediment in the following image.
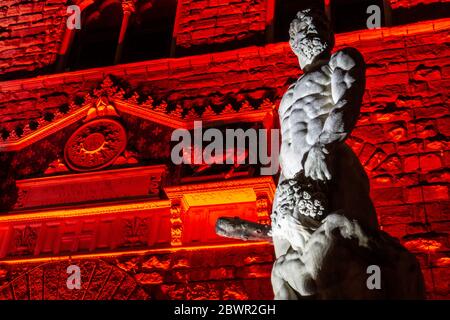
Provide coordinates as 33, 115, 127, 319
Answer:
0, 76, 276, 211
0, 75, 276, 153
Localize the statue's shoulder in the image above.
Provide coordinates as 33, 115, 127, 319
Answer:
287, 82, 297, 92
278, 82, 297, 116
281, 82, 296, 100
330, 47, 365, 72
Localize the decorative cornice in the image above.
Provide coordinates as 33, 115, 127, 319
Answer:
0, 241, 271, 265
0, 104, 91, 152
164, 176, 277, 202
0, 198, 171, 223
17, 164, 166, 187
0, 75, 276, 152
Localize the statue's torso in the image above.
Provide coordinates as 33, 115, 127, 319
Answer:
274, 57, 379, 252
282, 64, 335, 123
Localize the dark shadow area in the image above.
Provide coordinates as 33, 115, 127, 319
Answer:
331, 0, 385, 33
67, 0, 123, 70
122, 0, 177, 63
392, 2, 450, 26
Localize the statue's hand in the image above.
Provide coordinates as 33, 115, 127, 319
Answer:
304, 145, 331, 181
280, 150, 303, 180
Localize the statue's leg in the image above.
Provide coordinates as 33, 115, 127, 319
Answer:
271, 235, 294, 299
272, 235, 291, 258
272, 272, 299, 300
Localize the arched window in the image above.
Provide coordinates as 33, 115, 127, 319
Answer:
121, 0, 177, 63
68, 0, 123, 70
64, 0, 177, 71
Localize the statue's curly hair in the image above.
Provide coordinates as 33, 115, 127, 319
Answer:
289, 9, 334, 61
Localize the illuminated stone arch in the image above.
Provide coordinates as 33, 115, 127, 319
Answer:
0, 259, 148, 300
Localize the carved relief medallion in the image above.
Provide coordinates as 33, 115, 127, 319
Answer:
64, 119, 127, 171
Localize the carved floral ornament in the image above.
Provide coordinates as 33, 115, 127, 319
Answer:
0, 76, 276, 153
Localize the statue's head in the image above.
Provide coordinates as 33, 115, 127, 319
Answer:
289, 9, 334, 70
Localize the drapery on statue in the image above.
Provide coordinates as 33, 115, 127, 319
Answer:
216, 9, 425, 299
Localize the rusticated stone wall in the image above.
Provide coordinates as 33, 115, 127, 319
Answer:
0, 0, 67, 77
1, 0, 447, 79
174, 0, 268, 50
0, 0, 448, 300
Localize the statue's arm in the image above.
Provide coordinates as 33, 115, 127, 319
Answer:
318, 48, 366, 146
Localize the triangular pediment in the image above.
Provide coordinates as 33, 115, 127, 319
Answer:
0, 75, 276, 153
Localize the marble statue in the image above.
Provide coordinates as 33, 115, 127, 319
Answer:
216, 9, 425, 299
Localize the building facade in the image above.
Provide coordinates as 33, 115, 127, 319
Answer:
0, 0, 448, 299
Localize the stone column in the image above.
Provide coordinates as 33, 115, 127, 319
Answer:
114, 0, 136, 64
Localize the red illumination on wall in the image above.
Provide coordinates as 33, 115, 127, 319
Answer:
0, 0, 448, 300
